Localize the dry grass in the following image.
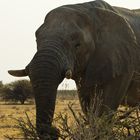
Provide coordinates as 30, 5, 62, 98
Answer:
0, 104, 35, 139
58, 104, 140, 140
0, 99, 79, 139
0, 98, 140, 140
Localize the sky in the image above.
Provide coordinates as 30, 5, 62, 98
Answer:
0, 0, 140, 90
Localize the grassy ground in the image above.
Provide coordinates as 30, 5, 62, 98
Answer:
0, 99, 80, 139
0, 98, 140, 139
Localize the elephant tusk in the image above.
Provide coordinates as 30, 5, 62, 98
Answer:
8, 69, 28, 77
65, 69, 72, 79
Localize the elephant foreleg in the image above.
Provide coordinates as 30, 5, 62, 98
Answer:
76, 78, 103, 116
77, 85, 96, 116
99, 72, 133, 116
77, 72, 133, 117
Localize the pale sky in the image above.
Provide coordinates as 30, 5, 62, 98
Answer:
0, 0, 140, 89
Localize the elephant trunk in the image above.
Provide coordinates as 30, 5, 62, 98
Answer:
34, 85, 58, 139
29, 45, 73, 138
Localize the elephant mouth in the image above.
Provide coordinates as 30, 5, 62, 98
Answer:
65, 69, 73, 79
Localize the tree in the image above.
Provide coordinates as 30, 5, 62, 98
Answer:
1, 80, 33, 104
0, 81, 3, 98
0, 84, 13, 102
0, 81, 3, 88
11, 80, 33, 104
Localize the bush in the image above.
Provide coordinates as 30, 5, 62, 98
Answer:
57, 104, 140, 140
11, 80, 33, 104
0, 80, 33, 104
0, 81, 3, 88
0, 84, 13, 102
5, 103, 140, 140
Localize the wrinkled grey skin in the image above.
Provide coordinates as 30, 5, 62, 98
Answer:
8, 0, 140, 139
122, 75, 140, 107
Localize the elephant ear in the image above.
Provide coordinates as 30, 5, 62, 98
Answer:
85, 7, 138, 86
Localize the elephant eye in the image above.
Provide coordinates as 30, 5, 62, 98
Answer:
75, 43, 80, 49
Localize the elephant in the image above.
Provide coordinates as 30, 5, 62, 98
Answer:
121, 73, 140, 107
8, 0, 140, 139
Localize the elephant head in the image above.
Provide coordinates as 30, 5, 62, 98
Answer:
8, 1, 139, 139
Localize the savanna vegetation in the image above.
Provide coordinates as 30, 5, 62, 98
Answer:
0, 80, 33, 104
0, 80, 77, 104
0, 80, 140, 139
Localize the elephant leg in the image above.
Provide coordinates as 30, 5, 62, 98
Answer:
77, 78, 101, 116
77, 72, 133, 117
100, 72, 133, 116
122, 80, 140, 107
77, 86, 95, 116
